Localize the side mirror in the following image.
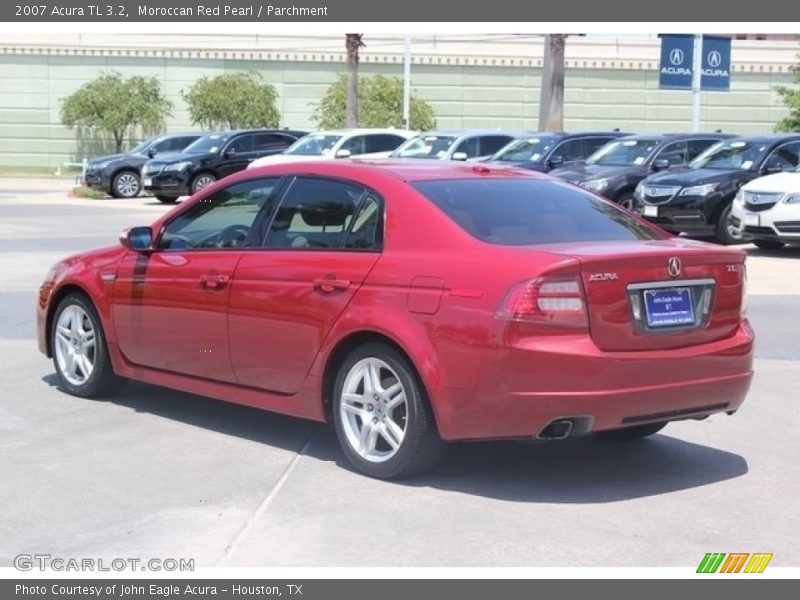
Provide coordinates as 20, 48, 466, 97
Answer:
120, 226, 153, 253
452, 152, 468, 161
223, 147, 237, 159
335, 148, 352, 159
146, 147, 157, 158
548, 154, 565, 168
652, 158, 670, 171
762, 163, 784, 175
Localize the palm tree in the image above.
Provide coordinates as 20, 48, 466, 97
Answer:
538, 34, 567, 132
345, 34, 365, 128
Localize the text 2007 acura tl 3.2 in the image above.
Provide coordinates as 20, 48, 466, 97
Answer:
37, 160, 754, 478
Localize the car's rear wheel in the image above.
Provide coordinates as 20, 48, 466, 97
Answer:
155, 194, 179, 204
111, 170, 141, 198
595, 421, 667, 441
714, 204, 744, 245
51, 293, 125, 398
332, 343, 446, 479
753, 239, 785, 250
191, 173, 217, 194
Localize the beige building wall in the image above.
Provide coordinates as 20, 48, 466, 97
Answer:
0, 33, 797, 168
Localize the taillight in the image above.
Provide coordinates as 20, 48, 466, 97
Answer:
741, 263, 748, 317
497, 275, 588, 328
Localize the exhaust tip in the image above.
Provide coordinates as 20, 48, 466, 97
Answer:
537, 419, 574, 440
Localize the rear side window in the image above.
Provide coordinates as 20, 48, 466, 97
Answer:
480, 135, 514, 156
265, 177, 374, 249
413, 179, 661, 245
365, 134, 407, 153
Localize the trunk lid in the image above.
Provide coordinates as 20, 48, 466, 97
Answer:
537, 239, 746, 351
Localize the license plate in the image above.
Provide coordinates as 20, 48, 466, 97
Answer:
643, 287, 695, 328
744, 213, 759, 227
143, 177, 153, 187
643, 205, 658, 217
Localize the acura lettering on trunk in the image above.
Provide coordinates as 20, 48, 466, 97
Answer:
36, 160, 754, 479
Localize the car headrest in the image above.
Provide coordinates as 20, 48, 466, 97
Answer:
300, 201, 354, 227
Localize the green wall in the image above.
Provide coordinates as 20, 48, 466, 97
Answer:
0, 52, 793, 168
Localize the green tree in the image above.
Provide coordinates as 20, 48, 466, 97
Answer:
775, 63, 800, 131
182, 72, 280, 130
311, 74, 437, 130
60, 72, 172, 152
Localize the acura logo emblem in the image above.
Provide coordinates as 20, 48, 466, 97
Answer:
669, 48, 684, 66
667, 257, 682, 277
707, 50, 722, 68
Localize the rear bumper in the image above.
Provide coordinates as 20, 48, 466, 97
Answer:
433, 321, 754, 441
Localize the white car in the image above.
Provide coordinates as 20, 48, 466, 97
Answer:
732, 167, 800, 249
248, 129, 416, 168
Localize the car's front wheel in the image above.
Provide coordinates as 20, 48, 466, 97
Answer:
714, 204, 744, 245
595, 421, 667, 441
111, 170, 141, 198
155, 194, 179, 204
51, 293, 125, 398
191, 173, 217, 194
332, 343, 446, 479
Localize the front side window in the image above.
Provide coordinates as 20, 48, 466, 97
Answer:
225, 135, 254, 154
158, 178, 282, 250
552, 138, 585, 161
763, 142, 800, 171
454, 137, 480, 158
413, 178, 661, 245
587, 138, 660, 167
655, 141, 689, 166
340, 135, 367, 155
285, 134, 343, 156
265, 178, 377, 250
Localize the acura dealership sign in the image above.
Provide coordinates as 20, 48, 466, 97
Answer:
659, 34, 731, 90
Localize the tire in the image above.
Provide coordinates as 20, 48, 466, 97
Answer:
595, 421, 667, 441
617, 193, 635, 211
155, 194, 179, 204
332, 342, 446, 479
50, 292, 126, 398
190, 173, 217, 195
714, 204, 744, 245
110, 170, 141, 198
753, 239, 785, 251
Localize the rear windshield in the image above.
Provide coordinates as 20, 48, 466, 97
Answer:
413, 179, 661, 245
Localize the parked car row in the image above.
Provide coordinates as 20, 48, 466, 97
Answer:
83, 127, 800, 248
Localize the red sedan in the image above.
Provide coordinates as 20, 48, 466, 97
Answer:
37, 160, 754, 478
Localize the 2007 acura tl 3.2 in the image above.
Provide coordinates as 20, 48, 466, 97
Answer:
37, 160, 754, 478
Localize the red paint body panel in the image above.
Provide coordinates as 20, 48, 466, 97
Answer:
37, 160, 754, 441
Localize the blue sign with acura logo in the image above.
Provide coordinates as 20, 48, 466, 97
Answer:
659, 34, 731, 91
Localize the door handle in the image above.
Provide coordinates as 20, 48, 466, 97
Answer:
313, 276, 351, 293
199, 273, 230, 289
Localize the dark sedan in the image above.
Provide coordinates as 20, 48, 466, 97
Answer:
634, 134, 800, 244
485, 131, 629, 172
83, 133, 201, 198
142, 129, 307, 203
550, 133, 730, 209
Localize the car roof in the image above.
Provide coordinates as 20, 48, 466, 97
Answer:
212, 128, 309, 137
245, 158, 547, 183
725, 133, 800, 143
617, 132, 732, 142
303, 128, 416, 136
413, 129, 530, 138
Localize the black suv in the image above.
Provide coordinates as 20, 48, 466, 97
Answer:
83, 133, 201, 198
634, 134, 800, 244
142, 129, 307, 203
549, 133, 730, 209
485, 130, 630, 172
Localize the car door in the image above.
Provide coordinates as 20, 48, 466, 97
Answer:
228, 176, 383, 393
217, 134, 256, 178
111, 177, 283, 382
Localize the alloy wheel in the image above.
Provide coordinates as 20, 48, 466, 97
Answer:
54, 305, 96, 386
115, 173, 140, 197
339, 357, 408, 463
